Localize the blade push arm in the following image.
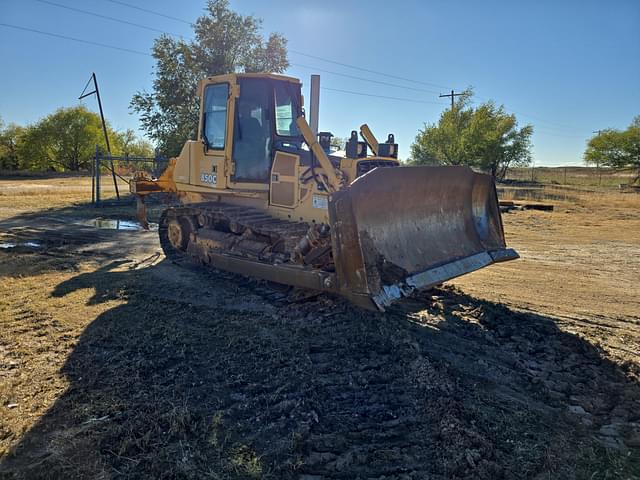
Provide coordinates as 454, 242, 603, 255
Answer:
359, 124, 379, 156
296, 116, 344, 192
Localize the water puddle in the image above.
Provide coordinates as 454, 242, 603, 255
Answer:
0, 241, 42, 249
80, 218, 157, 231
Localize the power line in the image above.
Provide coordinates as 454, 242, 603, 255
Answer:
0, 23, 442, 108
83, 0, 588, 135
36, 0, 441, 98
321, 87, 447, 105
102, 0, 191, 25
468, 96, 584, 132
531, 129, 587, 139
94, 1, 447, 93
0, 23, 152, 56
31, 0, 585, 135
0, 22, 593, 132
290, 49, 451, 90
32, 0, 184, 36
0, 2, 591, 138
290, 63, 441, 95
0, 24, 441, 108
508, 110, 585, 132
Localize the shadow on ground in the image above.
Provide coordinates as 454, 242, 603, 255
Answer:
1, 255, 638, 479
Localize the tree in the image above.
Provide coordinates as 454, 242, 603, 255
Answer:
16, 106, 109, 171
410, 90, 533, 179
0, 117, 24, 170
113, 129, 155, 158
2, 108, 152, 171
131, 0, 289, 156
584, 117, 640, 183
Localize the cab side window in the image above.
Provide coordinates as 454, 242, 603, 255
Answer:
202, 84, 229, 149
274, 82, 300, 137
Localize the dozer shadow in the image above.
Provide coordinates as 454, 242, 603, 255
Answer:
1, 258, 638, 479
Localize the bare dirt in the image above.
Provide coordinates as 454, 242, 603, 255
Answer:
0, 176, 639, 479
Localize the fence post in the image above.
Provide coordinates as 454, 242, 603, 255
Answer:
599, 166, 602, 186
91, 148, 95, 204
95, 144, 101, 206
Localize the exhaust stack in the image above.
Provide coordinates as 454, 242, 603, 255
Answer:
309, 74, 320, 136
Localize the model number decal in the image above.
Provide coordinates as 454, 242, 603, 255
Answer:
200, 173, 217, 185
312, 195, 328, 210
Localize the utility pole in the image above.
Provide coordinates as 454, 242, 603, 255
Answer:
593, 130, 603, 186
439, 90, 464, 110
79, 73, 120, 200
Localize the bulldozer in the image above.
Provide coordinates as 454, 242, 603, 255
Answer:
131, 73, 518, 311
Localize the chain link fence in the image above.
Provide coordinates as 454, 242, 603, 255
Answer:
92, 146, 168, 205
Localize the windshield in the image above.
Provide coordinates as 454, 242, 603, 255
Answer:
274, 82, 301, 137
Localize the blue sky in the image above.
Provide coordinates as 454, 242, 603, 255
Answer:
1, 0, 638, 165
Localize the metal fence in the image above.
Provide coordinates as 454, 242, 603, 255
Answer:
92, 145, 168, 205
503, 166, 638, 188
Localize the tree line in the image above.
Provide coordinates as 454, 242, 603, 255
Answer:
0, 106, 153, 172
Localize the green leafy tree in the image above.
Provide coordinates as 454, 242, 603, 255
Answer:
410, 90, 533, 179
16, 106, 107, 171
585, 117, 640, 183
15, 106, 135, 171
113, 129, 155, 158
0, 117, 25, 170
131, 0, 289, 156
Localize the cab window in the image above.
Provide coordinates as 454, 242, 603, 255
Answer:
202, 83, 228, 149
274, 82, 300, 137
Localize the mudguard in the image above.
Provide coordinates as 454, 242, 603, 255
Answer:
328, 166, 518, 310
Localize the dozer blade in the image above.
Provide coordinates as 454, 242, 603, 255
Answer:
328, 165, 518, 310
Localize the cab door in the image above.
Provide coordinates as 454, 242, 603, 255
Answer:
193, 82, 229, 188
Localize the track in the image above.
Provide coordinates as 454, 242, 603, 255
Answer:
157, 202, 339, 298
159, 203, 314, 261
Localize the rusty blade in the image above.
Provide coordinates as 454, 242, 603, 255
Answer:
329, 166, 518, 310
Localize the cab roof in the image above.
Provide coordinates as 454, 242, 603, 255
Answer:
201, 72, 301, 85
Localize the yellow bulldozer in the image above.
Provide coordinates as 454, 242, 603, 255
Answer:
131, 73, 518, 310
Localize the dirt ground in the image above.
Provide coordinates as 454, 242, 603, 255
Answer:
0, 175, 639, 479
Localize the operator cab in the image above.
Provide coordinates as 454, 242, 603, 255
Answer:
200, 74, 304, 185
